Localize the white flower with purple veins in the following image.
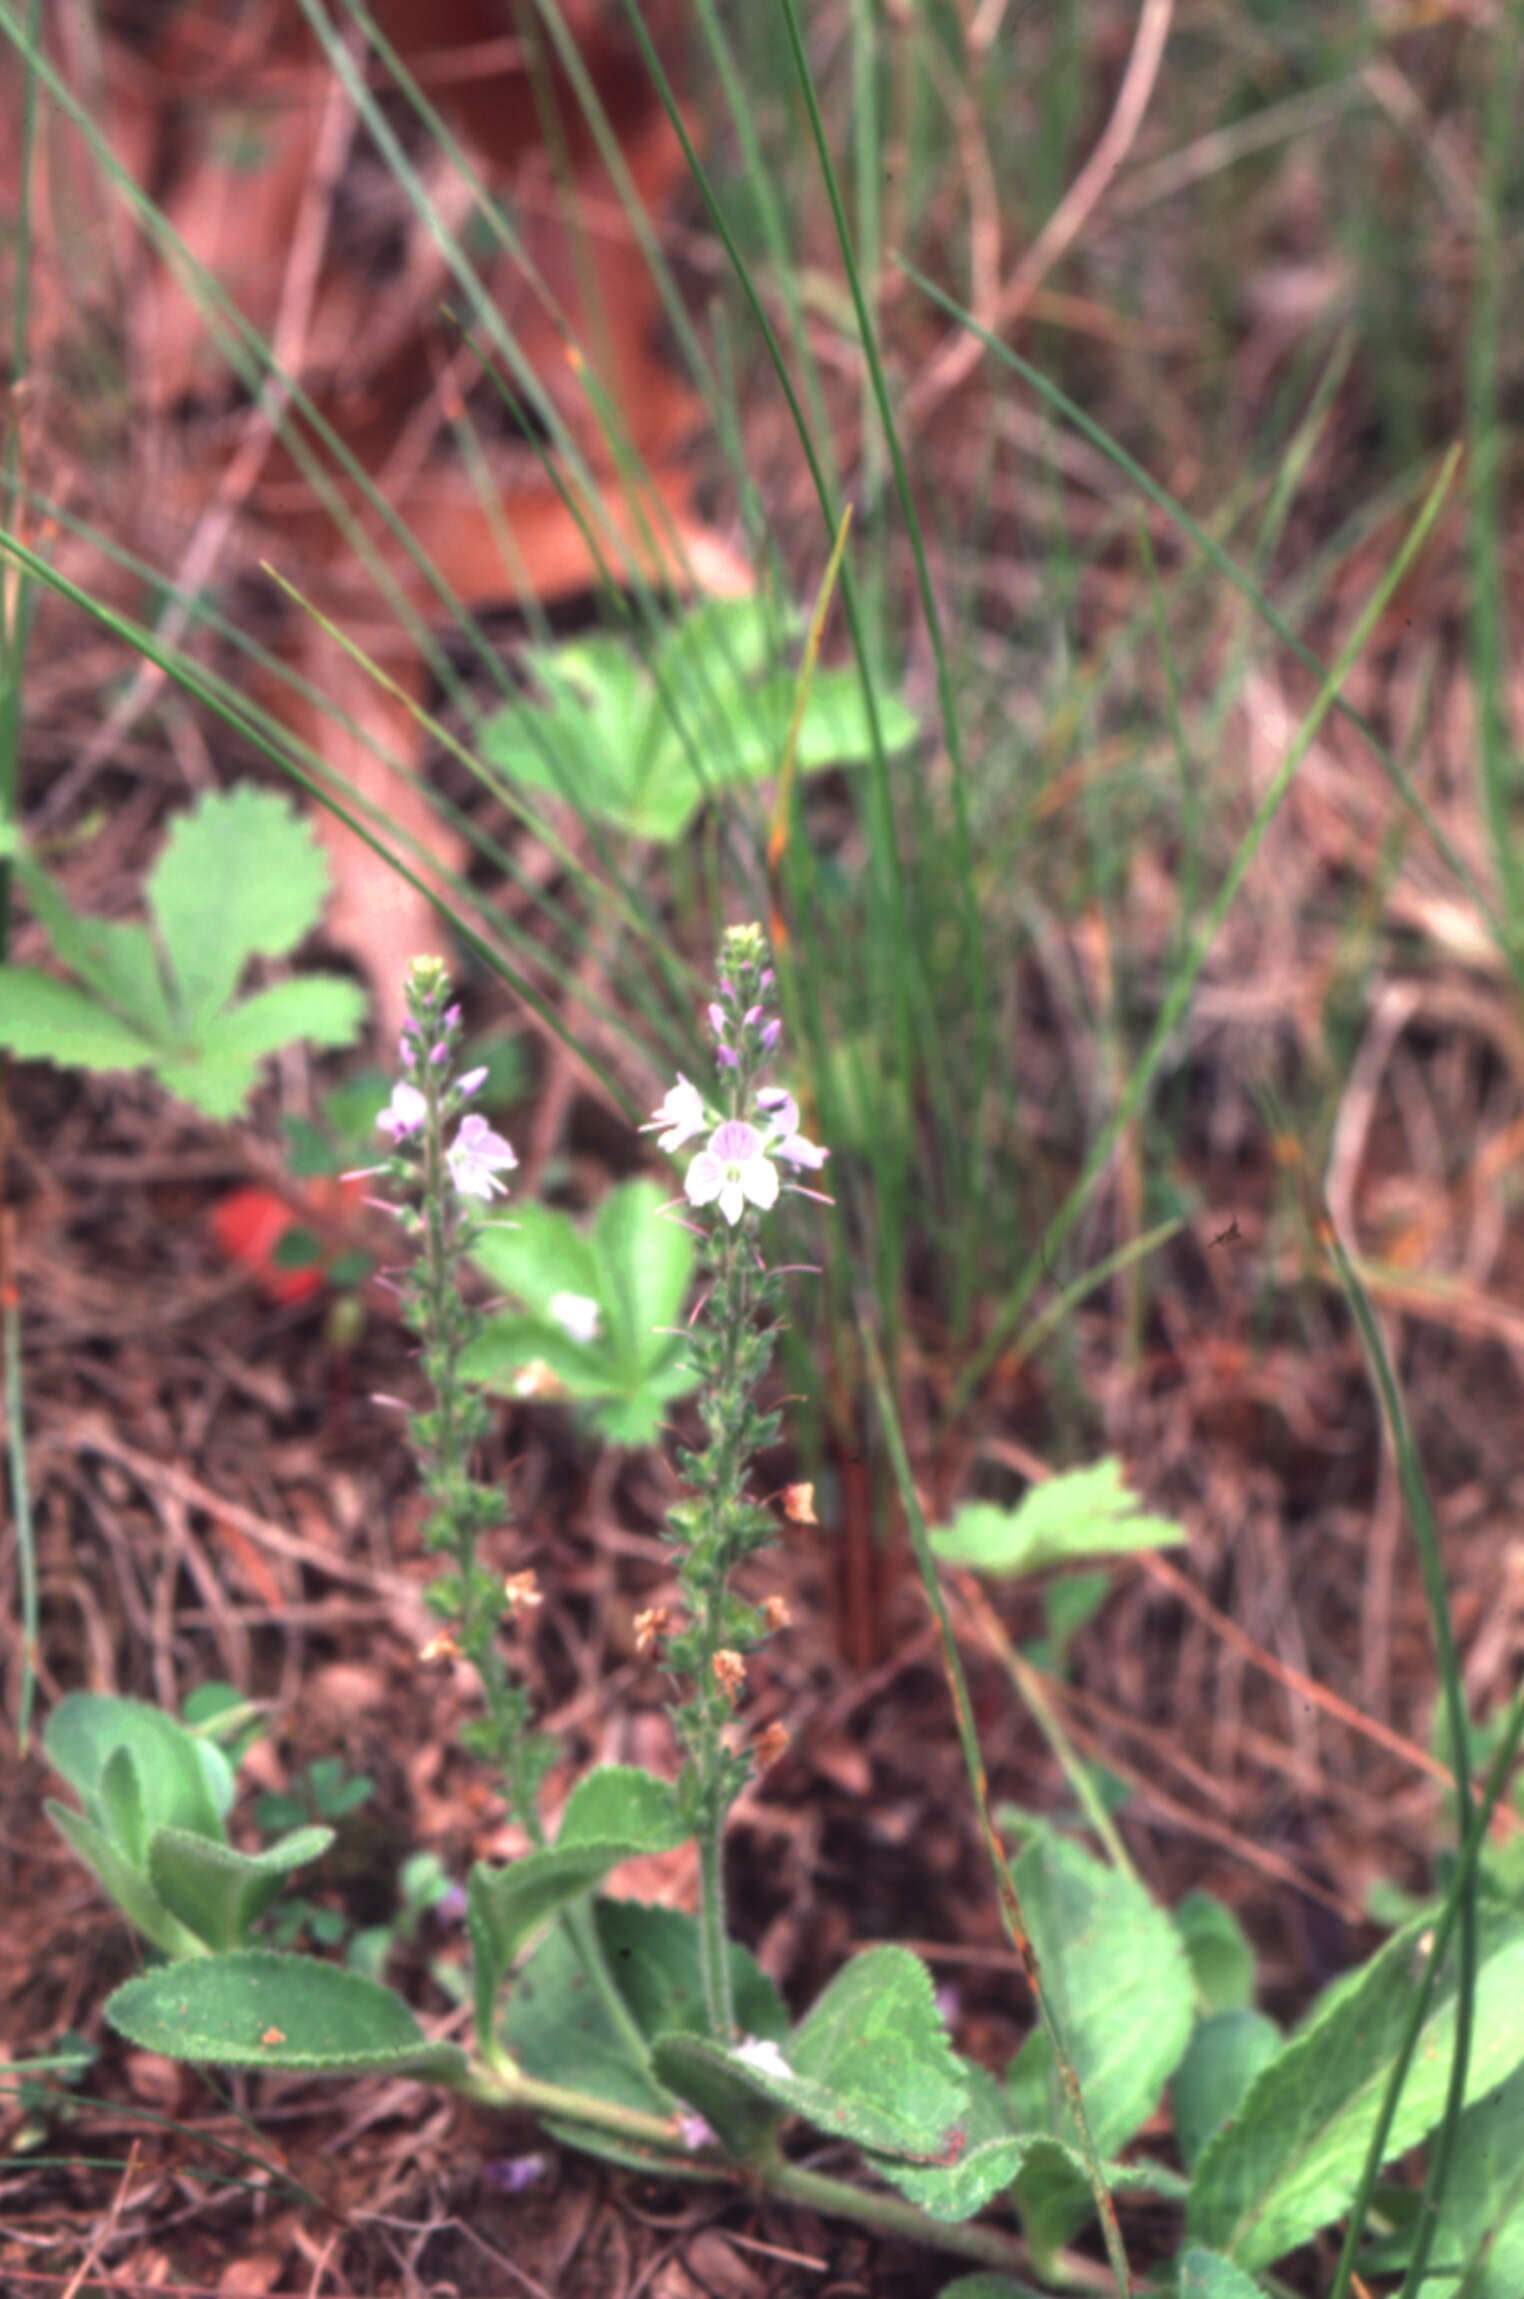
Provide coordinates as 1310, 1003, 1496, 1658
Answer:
755, 1087, 828, 1171
685, 1119, 780, 1226
446, 1113, 518, 1200
548, 1291, 601, 1345
377, 1080, 427, 1140
643, 1074, 709, 1155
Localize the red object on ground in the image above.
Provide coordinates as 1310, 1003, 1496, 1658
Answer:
211, 1177, 365, 1305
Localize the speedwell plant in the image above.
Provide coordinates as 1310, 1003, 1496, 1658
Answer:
42, 933, 1524, 2296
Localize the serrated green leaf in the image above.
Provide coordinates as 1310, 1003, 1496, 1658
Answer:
45, 1693, 227, 1842
931, 1459, 1186, 1579
557, 1768, 686, 1851
0, 965, 158, 1071
1006, 1828, 1195, 2157
1172, 2011, 1281, 2173
681, 1945, 968, 2161
1188, 1903, 1524, 2268
147, 786, 331, 1022
1175, 1892, 1257, 2015
46, 1801, 208, 1960
201, 975, 366, 1062
148, 1825, 335, 1953
105, 1949, 468, 2079
869, 2062, 1034, 2219
1179, 2249, 1264, 2298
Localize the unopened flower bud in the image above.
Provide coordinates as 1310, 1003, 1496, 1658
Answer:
781, 1482, 817, 1525
763, 1594, 791, 1633
754, 1722, 789, 1772
420, 1631, 462, 1664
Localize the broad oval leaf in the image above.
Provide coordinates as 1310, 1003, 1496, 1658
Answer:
45, 1694, 227, 1843
105, 1949, 468, 2080
1189, 1904, 1524, 2268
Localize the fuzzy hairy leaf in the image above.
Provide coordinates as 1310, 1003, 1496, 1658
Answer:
45, 1693, 229, 1843
1189, 1903, 1524, 2268
46, 1801, 208, 1961
1179, 2250, 1265, 2298
106, 1949, 468, 2080
1175, 1892, 1258, 2016
0, 967, 158, 1071
148, 1825, 335, 1953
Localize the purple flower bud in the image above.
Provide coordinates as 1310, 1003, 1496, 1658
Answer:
716, 1046, 740, 1069
761, 1018, 782, 1053
743, 1004, 762, 1027
719, 977, 734, 999
708, 1002, 727, 1039
444, 1004, 462, 1030
760, 968, 774, 991
456, 1066, 488, 1097
429, 1041, 450, 1065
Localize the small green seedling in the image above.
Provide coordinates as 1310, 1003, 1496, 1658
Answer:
0, 786, 365, 1117
480, 596, 917, 843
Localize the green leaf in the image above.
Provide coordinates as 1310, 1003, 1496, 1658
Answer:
468, 1775, 689, 2050
479, 598, 916, 844
105, 1949, 469, 2080
147, 786, 331, 1023
936, 2280, 1051, 2299
869, 2062, 1034, 2220
0, 966, 157, 1072
1188, 1903, 1524, 2268
8, 847, 175, 1037
1357, 2058, 1524, 2296
154, 978, 366, 1120
1179, 2249, 1265, 2298
45, 1693, 227, 1843
1175, 1892, 1257, 2015
1172, 2011, 1282, 2173
930, 1459, 1186, 1579
97, 1745, 148, 1867
465, 1182, 698, 1443
658, 1947, 968, 2162
557, 1767, 686, 1851
1005, 1828, 1195, 2157
46, 1801, 208, 1960
503, 1900, 786, 2163
148, 1825, 335, 1953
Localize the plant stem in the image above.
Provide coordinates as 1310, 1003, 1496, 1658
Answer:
457, 2054, 1093, 2282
